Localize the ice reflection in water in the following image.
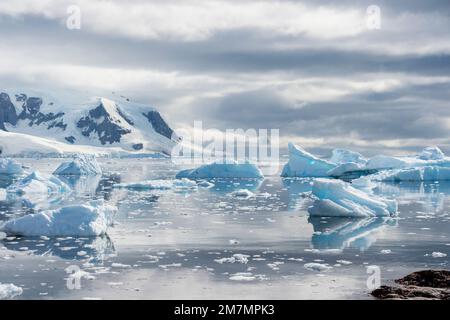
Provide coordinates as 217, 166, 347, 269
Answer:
308, 216, 397, 252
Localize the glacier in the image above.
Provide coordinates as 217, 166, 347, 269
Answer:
0, 201, 117, 237
53, 154, 102, 176
0, 158, 24, 175
176, 161, 264, 179
280, 143, 335, 177
308, 179, 398, 218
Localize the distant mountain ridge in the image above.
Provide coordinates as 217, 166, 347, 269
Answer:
0, 89, 179, 156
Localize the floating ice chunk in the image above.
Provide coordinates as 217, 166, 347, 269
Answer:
304, 262, 332, 272
215, 254, 249, 264
330, 149, 367, 165
114, 178, 197, 191
418, 146, 445, 160
431, 252, 447, 258
0, 158, 24, 175
230, 189, 254, 199
6, 171, 70, 196
281, 143, 335, 177
0, 283, 23, 300
197, 180, 215, 188
373, 166, 450, 182
0, 188, 6, 201
308, 179, 397, 218
114, 179, 173, 190
176, 161, 264, 179
172, 178, 198, 190
54, 154, 102, 176
229, 272, 256, 281
0, 201, 117, 237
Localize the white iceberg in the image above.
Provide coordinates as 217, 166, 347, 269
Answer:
308, 179, 397, 218
6, 171, 70, 197
372, 166, 450, 182
281, 143, 335, 177
0, 158, 24, 175
418, 146, 445, 160
53, 154, 102, 176
0, 188, 6, 201
0, 283, 23, 300
330, 149, 367, 165
176, 161, 264, 179
0, 201, 117, 237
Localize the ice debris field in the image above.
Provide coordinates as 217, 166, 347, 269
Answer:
0, 144, 449, 299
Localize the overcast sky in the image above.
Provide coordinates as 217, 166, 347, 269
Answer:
1, 0, 449, 156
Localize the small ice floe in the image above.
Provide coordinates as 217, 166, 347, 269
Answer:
229, 272, 256, 281
380, 249, 392, 254
304, 263, 332, 272
53, 154, 102, 176
0, 188, 6, 201
111, 263, 132, 268
214, 254, 249, 264
281, 143, 335, 177
197, 180, 215, 188
229, 239, 239, 245
0, 158, 24, 175
230, 189, 254, 199
176, 160, 264, 179
113, 178, 197, 191
336, 260, 352, 265
6, 171, 71, 197
308, 179, 397, 218
0, 283, 23, 300
0, 200, 117, 237
431, 252, 447, 258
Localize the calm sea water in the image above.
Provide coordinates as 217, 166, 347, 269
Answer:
0, 158, 449, 299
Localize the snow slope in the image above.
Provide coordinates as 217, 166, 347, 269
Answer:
0, 89, 179, 156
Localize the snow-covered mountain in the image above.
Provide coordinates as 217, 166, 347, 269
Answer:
0, 89, 180, 156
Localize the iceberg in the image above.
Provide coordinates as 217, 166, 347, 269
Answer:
330, 149, 367, 165
0, 283, 23, 300
6, 171, 70, 197
53, 154, 102, 176
372, 166, 450, 182
281, 143, 335, 177
0, 201, 117, 237
176, 161, 264, 179
418, 146, 445, 160
308, 179, 397, 218
0, 158, 24, 175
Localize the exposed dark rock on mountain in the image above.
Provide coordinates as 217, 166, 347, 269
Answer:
143, 110, 174, 140
77, 103, 132, 145
0, 93, 18, 130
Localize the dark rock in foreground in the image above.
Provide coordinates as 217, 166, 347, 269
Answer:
372, 270, 450, 300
